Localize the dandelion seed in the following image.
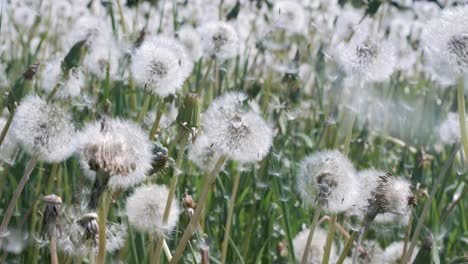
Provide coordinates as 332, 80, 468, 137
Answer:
11, 95, 76, 162
296, 150, 360, 213
198, 21, 239, 60
126, 184, 180, 238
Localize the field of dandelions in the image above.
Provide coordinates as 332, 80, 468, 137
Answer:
0, 0, 468, 263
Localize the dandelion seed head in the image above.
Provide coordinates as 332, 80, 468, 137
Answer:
0, 117, 18, 165
438, 112, 464, 145
336, 40, 396, 83
188, 133, 222, 170
198, 21, 239, 59
1, 229, 28, 255
177, 26, 203, 61
12, 95, 76, 162
131, 40, 183, 96
373, 174, 415, 215
41, 59, 83, 98
422, 5, 468, 85
79, 118, 153, 190
293, 228, 336, 264
126, 184, 180, 237
83, 35, 121, 80
297, 150, 360, 213
202, 92, 274, 163
272, 1, 305, 32
379, 241, 419, 263
355, 169, 385, 214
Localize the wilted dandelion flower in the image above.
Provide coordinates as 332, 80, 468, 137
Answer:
438, 112, 466, 144
11, 95, 76, 162
379, 241, 419, 263
79, 118, 153, 190
58, 210, 126, 257
131, 40, 183, 97
272, 1, 305, 32
422, 5, 468, 85
296, 150, 360, 213
126, 184, 180, 237
198, 21, 239, 60
370, 173, 416, 215
202, 92, 274, 163
336, 40, 396, 83
293, 228, 336, 264
177, 26, 203, 61
188, 133, 222, 170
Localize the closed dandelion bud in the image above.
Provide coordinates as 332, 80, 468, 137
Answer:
296, 150, 360, 213
126, 184, 180, 238
76, 213, 99, 243
62, 39, 87, 73
198, 21, 239, 60
41, 194, 63, 239
293, 228, 336, 264
176, 93, 201, 130
150, 143, 168, 175
202, 92, 274, 163
6, 63, 40, 113
11, 95, 76, 162
79, 118, 153, 204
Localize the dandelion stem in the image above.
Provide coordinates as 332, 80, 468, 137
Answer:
49, 235, 59, 264
153, 130, 188, 263
162, 239, 172, 260
169, 155, 227, 264
321, 213, 337, 264
0, 154, 38, 248
0, 113, 13, 150
457, 76, 468, 161
351, 226, 367, 264
136, 95, 152, 124
343, 109, 356, 156
221, 169, 242, 264
149, 99, 164, 140
402, 143, 460, 264
336, 231, 358, 264
97, 191, 111, 264
214, 58, 220, 97
300, 204, 322, 264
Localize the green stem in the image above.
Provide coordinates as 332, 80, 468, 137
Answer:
136, 95, 152, 124
300, 204, 322, 264
169, 156, 227, 264
343, 110, 356, 156
221, 169, 242, 264
457, 76, 468, 161
0, 154, 39, 248
322, 213, 337, 264
402, 143, 460, 263
0, 113, 13, 150
335, 231, 358, 264
97, 191, 111, 264
149, 99, 164, 140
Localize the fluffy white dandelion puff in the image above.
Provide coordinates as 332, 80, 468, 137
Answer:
293, 228, 336, 264
0, 117, 18, 164
41, 59, 83, 98
126, 184, 180, 237
272, 1, 305, 32
11, 95, 76, 162
296, 150, 360, 213
336, 40, 396, 83
379, 241, 419, 263
438, 112, 466, 145
78, 118, 153, 190
177, 26, 203, 61
371, 174, 416, 215
198, 21, 239, 60
188, 133, 222, 170
422, 5, 468, 85
202, 92, 274, 163
131, 40, 183, 97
